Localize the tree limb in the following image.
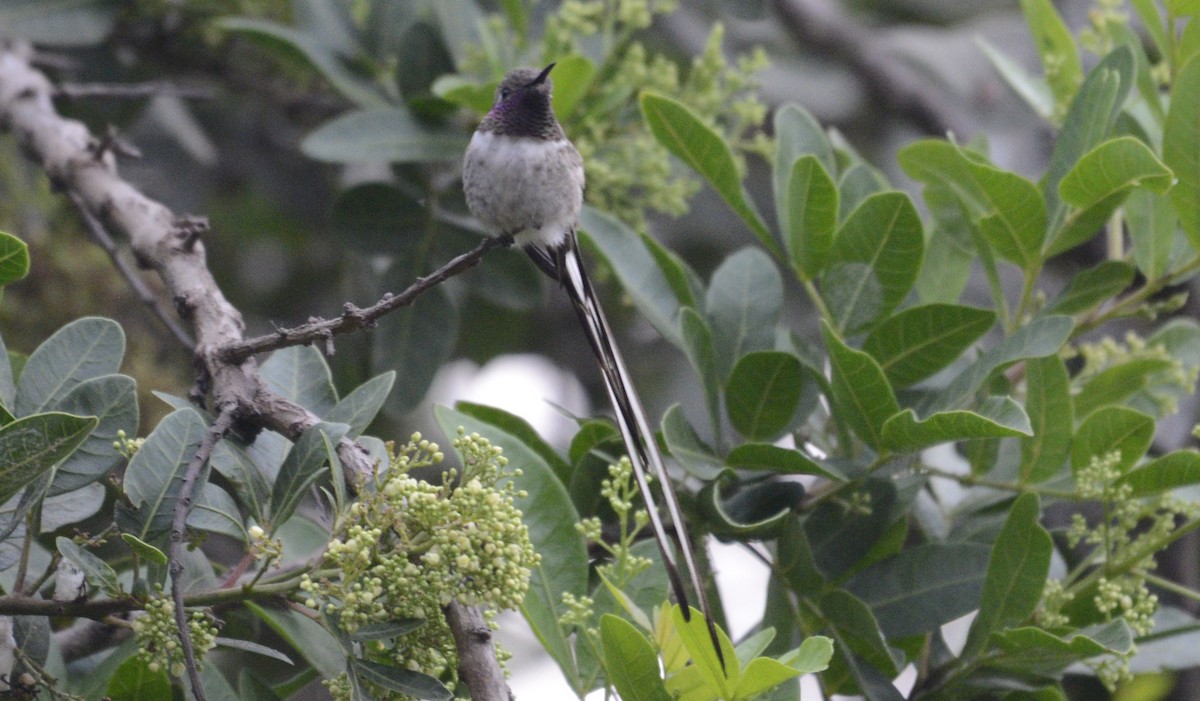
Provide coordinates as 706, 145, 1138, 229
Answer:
444, 603, 513, 701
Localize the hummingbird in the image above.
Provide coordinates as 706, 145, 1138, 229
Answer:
463, 64, 723, 663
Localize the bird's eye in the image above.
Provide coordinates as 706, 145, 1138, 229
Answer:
498, 88, 511, 101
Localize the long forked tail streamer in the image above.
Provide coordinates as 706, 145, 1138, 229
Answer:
525, 236, 724, 668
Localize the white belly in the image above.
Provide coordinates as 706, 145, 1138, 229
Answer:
463, 131, 585, 248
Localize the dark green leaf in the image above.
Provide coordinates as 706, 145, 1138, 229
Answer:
268, 422, 350, 530
880, 397, 1032, 452
213, 637, 294, 665
661, 404, 723, 480
1119, 450, 1200, 495
301, 107, 467, 163
1070, 406, 1155, 475
989, 621, 1132, 675
261, 346, 337, 416
41, 482, 105, 530
49, 374, 138, 495
706, 248, 782, 378
700, 479, 804, 539
434, 406, 588, 686
189, 483, 245, 540
581, 207, 684, 347
330, 183, 428, 255
679, 308, 721, 435
373, 283, 457, 414
640, 92, 778, 255
0, 412, 98, 506
824, 192, 924, 334
726, 351, 804, 441
326, 372, 395, 437
785, 156, 839, 280
1164, 53, 1200, 248
726, 443, 846, 481
122, 411, 208, 541
211, 438, 272, 523
246, 603, 346, 679
963, 493, 1052, 657
599, 615, 672, 701
351, 659, 452, 699
1044, 46, 1134, 240
1043, 260, 1136, 315
820, 590, 900, 675
105, 654, 171, 701
1020, 356, 1073, 483
218, 17, 386, 108
14, 317, 124, 415
846, 542, 993, 639
822, 322, 899, 449
926, 315, 1074, 414
1058, 137, 1172, 209
0, 231, 29, 287
56, 536, 121, 595
806, 479, 897, 579
863, 304, 995, 387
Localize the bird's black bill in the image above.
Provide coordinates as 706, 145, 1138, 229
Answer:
531, 62, 556, 86
524, 238, 726, 670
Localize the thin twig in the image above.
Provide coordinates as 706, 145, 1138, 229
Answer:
168, 407, 236, 701
54, 80, 215, 101
218, 234, 513, 364
66, 190, 196, 349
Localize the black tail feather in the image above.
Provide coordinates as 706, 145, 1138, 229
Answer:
526, 237, 725, 669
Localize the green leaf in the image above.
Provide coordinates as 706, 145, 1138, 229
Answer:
640, 92, 778, 255
599, 615, 672, 701
779, 636, 834, 675
725, 351, 803, 441
348, 619, 426, 641
1045, 46, 1135, 240
679, 308, 721, 435
0, 231, 29, 287
661, 404, 723, 480
56, 536, 121, 595
837, 163, 889, 221
1043, 260, 1136, 316
14, 317, 124, 416
550, 54, 596, 118
1126, 189, 1178, 281
824, 192, 924, 334
261, 346, 337, 416
671, 605, 738, 698
213, 637, 294, 665
580, 207, 683, 348
862, 304, 995, 387
373, 283, 457, 414
880, 397, 1032, 452
0, 333, 13, 409
806, 479, 897, 579
774, 102, 835, 189
0, 412, 98, 506
726, 442, 846, 481
325, 371, 395, 437
1119, 450, 1200, 495
0, 0, 121, 46
845, 542, 993, 639
735, 657, 803, 699
330, 183, 428, 255
118, 409, 208, 541
189, 483, 245, 540
1164, 53, 1200, 248
898, 141, 1043, 270
434, 406, 588, 688
41, 482, 105, 531
268, 422, 349, 531
700, 479, 804, 539
926, 315, 1074, 413
1020, 356, 1073, 483
352, 658, 452, 699
1070, 406, 1155, 475
990, 621, 1132, 675
105, 654, 171, 701
210, 438, 272, 524
49, 374, 138, 495
1059, 137, 1172, 210
120, 532, 167, 565
820, 589, 899, 676
784, 156, 839, 280
301, 107, 468, 163
1130, 0, 1170, 63
963, 493, 1052, 658
246, 602, 345, 680
1020, 0, 1083, 103
1073, 357, 1176, 418
705, 248, 782, 378
822, 322, 899, 449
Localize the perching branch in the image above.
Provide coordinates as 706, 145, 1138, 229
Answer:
218, 233, 512, 364
54, 80, 214, 101
0, 38, 512, 699
444, 603, 513, 701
